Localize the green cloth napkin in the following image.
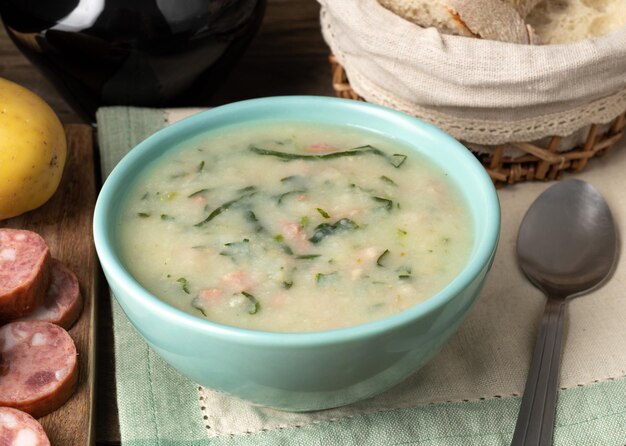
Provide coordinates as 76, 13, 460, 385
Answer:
96, 106, 626, 446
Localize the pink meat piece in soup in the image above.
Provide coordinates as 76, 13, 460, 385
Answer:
222, 271, 255, 293
196, 288, 224, 307
305, 143, 337, 154
281, 222, 311, 251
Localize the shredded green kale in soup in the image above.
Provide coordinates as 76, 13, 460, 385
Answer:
117, 122, 473, 332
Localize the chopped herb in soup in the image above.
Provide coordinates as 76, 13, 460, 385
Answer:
117, 122, 473, 332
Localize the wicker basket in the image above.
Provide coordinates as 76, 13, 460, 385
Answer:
330, 55, 626, 186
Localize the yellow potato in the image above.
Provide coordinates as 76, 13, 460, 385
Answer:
0, 77, 67, 220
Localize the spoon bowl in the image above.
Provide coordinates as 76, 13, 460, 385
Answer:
517, 179, 618, 297
512, 179, 618, 446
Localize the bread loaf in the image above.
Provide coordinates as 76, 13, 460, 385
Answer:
505, 0, 544, 16
378, 0, 539, 43
526, 0, 626, 43
377, 0, 475, 37
378, 0, 626, 44
447, 0, 539, 43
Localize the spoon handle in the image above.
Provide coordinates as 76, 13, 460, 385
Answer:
511, 297, 565, 446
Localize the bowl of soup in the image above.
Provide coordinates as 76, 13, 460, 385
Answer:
93, 96, 500, 411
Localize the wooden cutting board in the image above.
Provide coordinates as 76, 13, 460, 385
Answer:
0, 124, 96, 446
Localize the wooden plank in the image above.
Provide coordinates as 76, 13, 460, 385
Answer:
0, 124, 96, 446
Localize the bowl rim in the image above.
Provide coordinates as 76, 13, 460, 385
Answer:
93, 96, 500, 347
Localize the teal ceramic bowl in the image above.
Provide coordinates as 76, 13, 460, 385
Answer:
93, 96, 500, 411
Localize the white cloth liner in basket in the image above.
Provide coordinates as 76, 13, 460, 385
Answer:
319, 0, 626, 152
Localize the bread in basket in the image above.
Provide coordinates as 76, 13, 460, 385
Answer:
319, 0, 626, 185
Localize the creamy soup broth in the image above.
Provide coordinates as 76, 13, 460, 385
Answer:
117, 122, 473, 332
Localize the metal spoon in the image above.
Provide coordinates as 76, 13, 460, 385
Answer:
511, 179, 618, 446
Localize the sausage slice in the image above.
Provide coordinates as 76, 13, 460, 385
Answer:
0, 407, 50, 445
0, 229, 50, 320
20, 259, 83, 329
0, 321, 78, 418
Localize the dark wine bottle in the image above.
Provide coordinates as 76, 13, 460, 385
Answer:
0, 0, 266, 121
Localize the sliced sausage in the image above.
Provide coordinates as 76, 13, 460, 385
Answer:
0, 321, 78, 418
0, 407, 50, 446
0, 229, 50, 320
19, 259, 83, 329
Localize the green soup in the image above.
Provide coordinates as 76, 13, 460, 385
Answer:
117, 122, 473, 332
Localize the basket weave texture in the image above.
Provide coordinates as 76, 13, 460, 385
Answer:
330, 55, 626, 186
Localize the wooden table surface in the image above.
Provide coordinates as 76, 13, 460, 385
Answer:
0, 1, 333, 444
